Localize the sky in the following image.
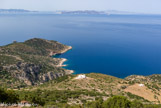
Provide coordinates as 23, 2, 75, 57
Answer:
0, 0, 161, 14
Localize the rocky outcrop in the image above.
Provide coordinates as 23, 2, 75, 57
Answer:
2, 60, 72, 86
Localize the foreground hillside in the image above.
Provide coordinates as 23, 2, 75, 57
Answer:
1, 73, 161, 107
0, 38, 72, 88
27, 73, 161, 105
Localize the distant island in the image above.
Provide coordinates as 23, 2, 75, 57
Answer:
59, 10, 138, 15
0, 9, 139, 15
59, 10, 109, 15
0, 9, 38, 14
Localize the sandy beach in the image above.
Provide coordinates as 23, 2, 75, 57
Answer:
57, 58, 67, 67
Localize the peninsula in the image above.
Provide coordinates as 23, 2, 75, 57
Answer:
0, 38, 73, 87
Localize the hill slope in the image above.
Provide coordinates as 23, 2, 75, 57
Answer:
27, 73, 161, 104
0, 38, 72, 88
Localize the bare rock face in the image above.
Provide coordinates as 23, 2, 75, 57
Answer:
2, 60, 69, 86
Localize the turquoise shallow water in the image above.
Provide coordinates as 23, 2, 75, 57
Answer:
0, 14, 161, 78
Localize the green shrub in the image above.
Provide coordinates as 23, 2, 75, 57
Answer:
103, 96, 131, 108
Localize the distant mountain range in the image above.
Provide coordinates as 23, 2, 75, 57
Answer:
58, 10, 108, 15
0, 9, 140, 15
0, 9, 38, 13
58, 10, 138, 15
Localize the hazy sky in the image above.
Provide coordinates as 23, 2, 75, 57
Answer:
0, 0, 161, 14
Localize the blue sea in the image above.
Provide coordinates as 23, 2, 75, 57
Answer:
0, 14, 161, 78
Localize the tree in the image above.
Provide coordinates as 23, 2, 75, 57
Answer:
131, 100, 144, 108
6, 90, 19, 103
0, 87, 19, 103
85, 97, 103, 108
103, 96, 131, 108
0, 87, 8, 102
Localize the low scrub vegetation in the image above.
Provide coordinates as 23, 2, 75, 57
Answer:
1, 88, 161, 108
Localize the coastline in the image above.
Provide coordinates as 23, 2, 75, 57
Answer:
56, 58, 67, 67
60, 46, 72, 54
53, 46, 74, 74
57, 58, 74, 74
49, 46, 72, 57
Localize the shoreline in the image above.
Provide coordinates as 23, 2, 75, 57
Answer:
55, 46, 72, 67
57, 58, 74, 74
60, 46, 72, 54
53, 46, 74, 74
57, 58, 67, 67
49, 46, 72, 57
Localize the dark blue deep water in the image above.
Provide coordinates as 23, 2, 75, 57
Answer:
0, 14, 161, 78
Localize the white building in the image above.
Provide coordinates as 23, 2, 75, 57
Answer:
75, 74, 86, 79
139, 84, 144, 87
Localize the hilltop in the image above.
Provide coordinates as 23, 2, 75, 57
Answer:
0, 38, 72, 88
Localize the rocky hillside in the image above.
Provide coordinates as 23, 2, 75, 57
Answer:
0, 38, 72, 88
27, 73, 161, 105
